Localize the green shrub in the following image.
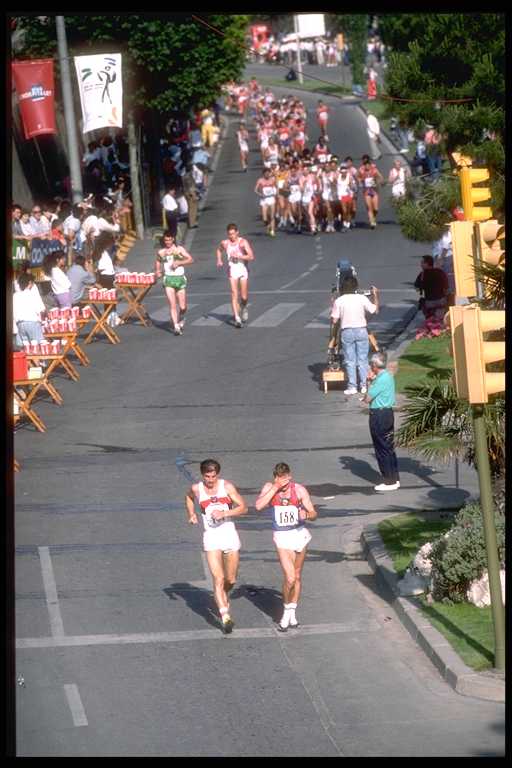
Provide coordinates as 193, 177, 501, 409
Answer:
429, 501, 505, 603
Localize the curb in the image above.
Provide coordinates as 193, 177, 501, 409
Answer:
361, 523, 505, 702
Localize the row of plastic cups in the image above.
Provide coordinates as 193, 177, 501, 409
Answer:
47, 307, 80, 320
23, 339, 61, 355
88, 288, 117, 301
115, 272, 156, 285
42, 317, 78, 333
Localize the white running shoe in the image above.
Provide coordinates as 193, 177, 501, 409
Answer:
374, 482, 400, 492
241, 307, 249, 322
234, 317, 242, 328
360, 386, 367, 394
344, 387, 358, 395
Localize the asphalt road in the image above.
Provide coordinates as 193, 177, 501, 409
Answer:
13, 81, 504, 756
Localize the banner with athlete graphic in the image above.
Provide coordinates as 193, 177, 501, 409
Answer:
12, 59, 57, 139
74, 53, 122, 134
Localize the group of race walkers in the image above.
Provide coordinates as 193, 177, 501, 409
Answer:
186, 459, 317, 634
156, 77, 388, 336
229, 78, 385, 236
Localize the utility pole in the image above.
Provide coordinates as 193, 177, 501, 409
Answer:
293, 14, 304, 84
127, 110, 145, 239
55, 16, 83, 203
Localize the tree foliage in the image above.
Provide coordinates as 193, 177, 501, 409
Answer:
328, 14, 368, 85
14, 14, 249, 113
378, 13, 505, 238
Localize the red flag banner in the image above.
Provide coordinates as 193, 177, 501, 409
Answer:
12, 59, 56, 140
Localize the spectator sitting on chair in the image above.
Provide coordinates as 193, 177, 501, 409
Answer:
414, 255, 448, 320
92, 232, 122, 326
44, 250, 72, 309
67, 253, 99, 306
29, 205, 52, 238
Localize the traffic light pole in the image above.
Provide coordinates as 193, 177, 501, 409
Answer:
472, 404, 505, 671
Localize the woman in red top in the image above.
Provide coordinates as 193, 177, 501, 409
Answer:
358, 154, 384, 229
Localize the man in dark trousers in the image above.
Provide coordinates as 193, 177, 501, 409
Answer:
414, 254, 448, 320
363, 352, 400, 492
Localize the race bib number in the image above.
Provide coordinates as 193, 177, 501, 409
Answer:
364, 177, 376, 188
274, 504, 300, 528
262, 186, 275, 196
205, 501, 229, 528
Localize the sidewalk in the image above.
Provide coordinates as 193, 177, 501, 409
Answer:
360, 316, 505, 703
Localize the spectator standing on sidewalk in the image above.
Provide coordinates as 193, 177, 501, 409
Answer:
414, 254, 448, 321
363, 352, 400, 492
162, 186, 179, 238
13, 272, 46, 348
182, 165, 198, 229
424, 124, 443, 180
330, 276, 379, 395
366, 112, 382, 160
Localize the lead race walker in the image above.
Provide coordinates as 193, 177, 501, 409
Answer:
255, 463, 317, 632
186, 459, 248, 633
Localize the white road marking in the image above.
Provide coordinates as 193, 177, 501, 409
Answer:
278, 273, 311, 290
192, 303, 233, 326
305, 308, 331, 328
16, 620, 380, 649
249, 303, 305, 327
64, 684, 88, 727
38, 547, 65, 638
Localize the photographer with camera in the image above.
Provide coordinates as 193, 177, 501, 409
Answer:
330, 276, 379, 395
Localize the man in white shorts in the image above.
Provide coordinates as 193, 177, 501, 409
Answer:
186, 459, 248, 633
216, 223, 255, 327
254, 168, 277, 236
255, 462, 317, 631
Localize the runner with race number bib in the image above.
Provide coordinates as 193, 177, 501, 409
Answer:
255, 462, 317, 632
154, 231, 194, 335
216, 223, 255, 327
186, 459, 248, 634
254, 168, 277, 237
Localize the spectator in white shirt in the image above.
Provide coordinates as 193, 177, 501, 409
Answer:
162, 186, 179, 238
367, 113, 382, 161
13, 272, 46, 346
45, 250, 72, 308
331, 276, 380, 395
19, 211, 34, 238
92, 232, 121, 326
29, 205, 52, 238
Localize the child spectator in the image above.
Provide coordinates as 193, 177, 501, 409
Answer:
13, 272, 46, 347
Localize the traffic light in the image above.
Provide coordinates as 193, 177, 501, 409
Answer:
476, 219, 505, 268
448, 305, 505, 403
451, 153, 493, 221
450, 220, 477, 299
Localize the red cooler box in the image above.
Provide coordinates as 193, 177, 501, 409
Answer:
13, 351, 28, 380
